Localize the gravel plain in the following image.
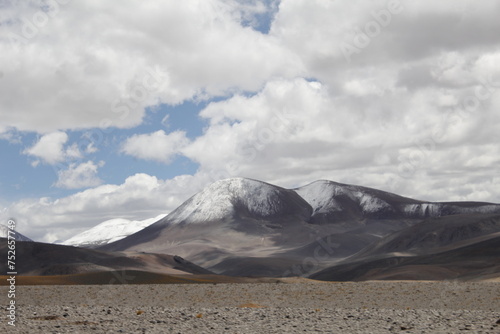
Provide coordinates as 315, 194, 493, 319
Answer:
1, 281, 499, 333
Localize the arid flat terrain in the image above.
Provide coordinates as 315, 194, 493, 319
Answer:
1, 281, 499, 333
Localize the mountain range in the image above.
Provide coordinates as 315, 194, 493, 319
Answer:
101, 178, 500, 280
2, 177, 500, 281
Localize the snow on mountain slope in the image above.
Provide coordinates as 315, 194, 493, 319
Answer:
62, 214, 166, 247
165, 178, 311, 224
295, 180, 500, 220
402, 203, 442, 216
402, 203, 500, 216
294, 180, 343, 214
294, 180, 394, 215
0, 224, 33, 242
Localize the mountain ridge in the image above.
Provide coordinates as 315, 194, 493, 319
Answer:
72, 178, 500, 248
98, 177, 500, 279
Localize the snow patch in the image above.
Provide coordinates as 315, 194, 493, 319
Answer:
403, 203, 442, 217
403, 203, 500, 217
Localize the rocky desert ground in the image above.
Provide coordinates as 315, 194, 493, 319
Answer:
1, 281, 499, 333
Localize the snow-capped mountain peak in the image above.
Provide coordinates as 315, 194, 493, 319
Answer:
294, 180, 342, 214
165, 177, 312, 224
62, 214, 166, 247
294, 180, 393, 215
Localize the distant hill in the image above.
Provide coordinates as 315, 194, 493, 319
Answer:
0, 239, 212, 277
0, 224, 33, 242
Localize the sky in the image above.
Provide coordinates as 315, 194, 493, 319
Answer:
1, 0, 500, 242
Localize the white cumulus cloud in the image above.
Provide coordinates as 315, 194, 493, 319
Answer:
54, 160, 104, 189
0, 0, 302, 134
121, 130, 190, 163
23, 131, 73, 165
